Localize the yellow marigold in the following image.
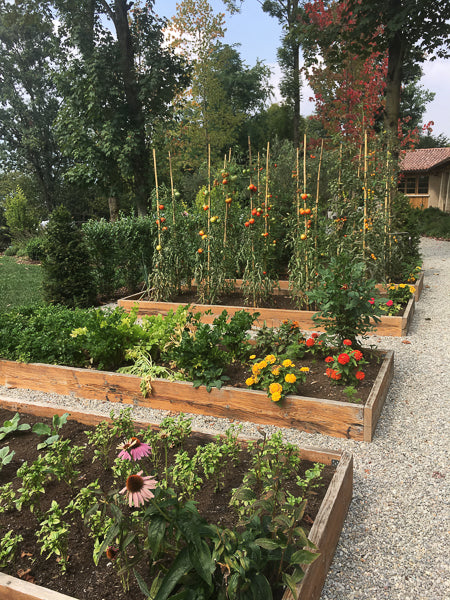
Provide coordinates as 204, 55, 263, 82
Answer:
265, 354, 276, 364
271, 366, 281, 376
409, 286, 416, 294
271, 392, 282, 402
399, 283, 406, 288
249, 354, 256, 360
388, 284, 396, 291
251, 363, 261, 375
285, 373, 297, 384
300, 367, 310, 373
282, 359, 294, 368
246, 377, 255, 387
269, 382, 282, 395
259, 360, 268, 370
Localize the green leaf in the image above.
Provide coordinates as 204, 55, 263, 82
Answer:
153, 546, 192, 600
290, 548, 319, 565
188, 539, 214, 586
147, 516, 166, 555
32, 423, 51, 436
255, 537, 281, 550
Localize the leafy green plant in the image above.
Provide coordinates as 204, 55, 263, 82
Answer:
308, 255, 383, 344
85, 408, 135, 469
0, 412, 30, 440
36, 500, 70, 572
0, 446, 15, 470
324, 344, 368, 386
246, 354, 310, 402
0, 530, 23, 568
32, 412, 69, 450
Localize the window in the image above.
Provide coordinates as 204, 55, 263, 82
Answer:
398, 175, 429, 195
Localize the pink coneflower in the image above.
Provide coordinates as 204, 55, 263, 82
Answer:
117, 437, 152, 461
120, 471, 157, 507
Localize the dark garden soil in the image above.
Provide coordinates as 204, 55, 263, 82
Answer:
0, 408, 335, 600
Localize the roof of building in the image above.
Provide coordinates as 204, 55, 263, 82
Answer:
400, 148, 450, 173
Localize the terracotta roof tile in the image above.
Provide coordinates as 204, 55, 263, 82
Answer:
400, 148, 450, 172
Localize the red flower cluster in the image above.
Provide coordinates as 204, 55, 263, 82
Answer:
325, 356, 334, 363
352, 350, 363, 361
355, 371, 365, 381
337, 353, 350, 365
326, 367, 342, 380
343, 339, 352, 346
306, 338, 315, 348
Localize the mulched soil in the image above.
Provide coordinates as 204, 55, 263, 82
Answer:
0, 408, 335, 600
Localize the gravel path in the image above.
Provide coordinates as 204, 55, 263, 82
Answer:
1, 237, 449, 599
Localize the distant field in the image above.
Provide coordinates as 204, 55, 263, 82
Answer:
0, 255, 44, 312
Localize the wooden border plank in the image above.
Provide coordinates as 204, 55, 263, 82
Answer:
0, 350, 393, 441
0, 403, 353, 600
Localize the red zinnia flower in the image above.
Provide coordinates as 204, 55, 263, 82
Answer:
337, 353, 350, 365
325, 356, 334, 363
306, 338, 315, 347
352, 350, 363, 361
343, 339, 352, 346
311, 332, 319, 339
355, 371, 365, 381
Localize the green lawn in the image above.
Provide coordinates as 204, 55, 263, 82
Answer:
0, 255, 44, 312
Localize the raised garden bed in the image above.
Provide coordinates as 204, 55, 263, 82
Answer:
0, 401, 353, 600
119, 289, 415, 336
0, 348, 394, 441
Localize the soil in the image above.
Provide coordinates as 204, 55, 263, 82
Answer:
0, 408, 335, 600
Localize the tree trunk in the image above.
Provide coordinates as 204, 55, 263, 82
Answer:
112, 0, 150, 216
108, 196, 119, 222
384, 30, 406, 151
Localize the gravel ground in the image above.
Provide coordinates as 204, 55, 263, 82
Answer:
1, 237, 449, 599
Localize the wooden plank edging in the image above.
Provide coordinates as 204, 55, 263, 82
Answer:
0, 350, 393, 440
0, 401, 353, 600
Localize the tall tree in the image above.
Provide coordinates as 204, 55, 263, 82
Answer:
0, 0, 65, 212
339, 0, 450, 143
55, 0, 188, 215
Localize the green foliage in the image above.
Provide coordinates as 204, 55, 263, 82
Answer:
0, 304, 87, 365
308, 256, 383, 344
0, 412, 31, 440
411, 206, 450, 240
32, 412, 69, 450
0, 446, 15, 471
85, 408, 135, 469
4, 186, 39, 241
0, 530, 23, 568
25, 235, 47, 261
82, 216, 154, 296
167, 309, 256, 391
36, 500, 70, 572
42, 205, 96, 308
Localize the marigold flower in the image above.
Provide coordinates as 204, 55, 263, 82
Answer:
399, 283, 406, 288
409, 286, 416, 294
300, 366, 310, 373
285, 373, 297, 384
355, 371, 365, 381
246, 377, 255, 386
259, 360, 268, 369
282, 359, 294, 368
252, 363, 261, 375
117, 438, 152, 461
343, 339, 352, 346
306, 338, 315, 348
325, 356, 334, 363
265, 354, 276, 364
352, 350, 363, 361
269, 382, 283, 395
249, 354, 256, 360
337, 353, 350, 365
271, 366, 280, 376
271, 392, 282, 402
120, 471, 157, 507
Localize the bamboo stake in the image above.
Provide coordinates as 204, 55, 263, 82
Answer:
168, 151, 176, 226
152, 149, 161, 248
315, 140, 324, 257
264, 142, 270, 239
228, 147, 232, 162
207, 144, 211, 295
303, 133, 307, 195
363, 131, 368, 256
296, 147, 300, 226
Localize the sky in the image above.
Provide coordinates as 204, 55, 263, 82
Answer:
154, 0, 450, 138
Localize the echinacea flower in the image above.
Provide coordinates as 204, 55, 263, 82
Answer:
117, 437, 152, 461
337, 353, 350, 366
120, 471, 157, 507
285, 373, 297, 384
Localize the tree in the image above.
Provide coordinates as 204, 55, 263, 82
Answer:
0, 0, 66, 212
55, 0, 189, 215
339, 0, 450, 143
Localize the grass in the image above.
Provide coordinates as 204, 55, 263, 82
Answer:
0, 255, 44, 312
412, 207, 450, 240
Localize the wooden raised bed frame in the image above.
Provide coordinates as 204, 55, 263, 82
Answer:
0, 399, 353, 600
118, 290, 416, 337
0, 349, 393, 441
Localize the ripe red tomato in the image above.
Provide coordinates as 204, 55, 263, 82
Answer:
159, 204, 165, 210
249, 218, 255, 225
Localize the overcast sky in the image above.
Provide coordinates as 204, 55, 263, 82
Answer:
155, 0, 450, 138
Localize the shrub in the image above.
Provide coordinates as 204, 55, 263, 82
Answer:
25, 236, 46, 261
42, 206, 96, 308
3, 245, 17, 256
4, 186, 39, 242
